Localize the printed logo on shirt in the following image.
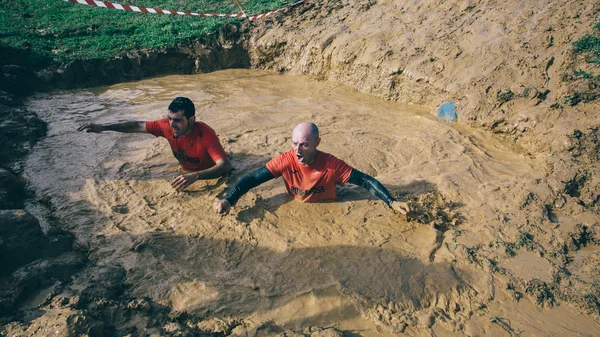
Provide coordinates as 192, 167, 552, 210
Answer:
173, 151, 201, 164
290, 185, 325, 197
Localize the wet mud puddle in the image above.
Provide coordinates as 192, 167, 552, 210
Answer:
21, 69, 599, 336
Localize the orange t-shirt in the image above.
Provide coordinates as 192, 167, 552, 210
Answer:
146, 119, 227, 172
266, 150, 353, 202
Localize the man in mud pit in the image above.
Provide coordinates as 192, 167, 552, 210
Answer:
214, 122, 410, 215
78, 96, 232, 191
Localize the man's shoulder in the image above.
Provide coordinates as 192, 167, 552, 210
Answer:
149, 118, 169, 126
194, 122, 217, 136
277, 149, 296, 161
195, 121, 211, 128
316, 150, 337, 163
146, 118, 170, 136
268, 150, 295, 166
319, 151, 352, 169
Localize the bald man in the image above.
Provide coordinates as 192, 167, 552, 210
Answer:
214, 122, 410, 215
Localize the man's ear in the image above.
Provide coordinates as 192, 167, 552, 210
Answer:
188, 115, 196, 123
315, 137, 321, 147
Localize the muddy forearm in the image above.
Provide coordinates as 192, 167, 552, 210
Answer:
348, 169, 395, 206
224, 166, 275, 206
101, 121, 147, 133
195, 158, 233, 180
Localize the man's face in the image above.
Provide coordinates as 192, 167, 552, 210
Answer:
292, 129, 320, 165
167, 110, 194, 137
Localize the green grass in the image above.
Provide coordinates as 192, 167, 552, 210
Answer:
573, 22, 600, 64
561, 22, 600, 105
0, 0, 290, 66
496, 89, 514, 104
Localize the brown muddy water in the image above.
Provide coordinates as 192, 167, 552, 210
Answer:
21, 69, 599, 336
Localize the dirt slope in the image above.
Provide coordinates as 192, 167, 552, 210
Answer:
250, 0, 599, 150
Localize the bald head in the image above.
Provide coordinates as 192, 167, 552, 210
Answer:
291, 122, 320, 165
292, 122, 319, 141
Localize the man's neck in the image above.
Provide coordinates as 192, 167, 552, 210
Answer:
180, 122, 196, 137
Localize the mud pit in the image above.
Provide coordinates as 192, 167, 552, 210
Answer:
9, 69, 599, 336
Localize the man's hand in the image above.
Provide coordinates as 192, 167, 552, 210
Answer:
77, 123, 104, 133
391, 200, 411, 215
213, 199, 231, 215
171, 172, 198, 191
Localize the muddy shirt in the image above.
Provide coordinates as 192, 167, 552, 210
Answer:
146, 119, 227, 172
266, 150, 353, 202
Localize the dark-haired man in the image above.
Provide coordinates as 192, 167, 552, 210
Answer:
78, 97, 231, 190
214, 122, 410, 215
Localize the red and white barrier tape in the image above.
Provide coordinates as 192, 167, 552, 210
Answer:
65, 0, 306, 21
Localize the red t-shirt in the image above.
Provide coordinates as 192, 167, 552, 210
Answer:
146, 119, 227, 172
266, 150, 353, 202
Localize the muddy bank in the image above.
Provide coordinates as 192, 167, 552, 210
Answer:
0, 92, 82, 320
249, 0, 599, 148
0, 84, 46, 272
1, 24, 249, 91
45, 24, 250, 90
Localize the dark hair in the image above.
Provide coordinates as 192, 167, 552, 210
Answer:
168, 97, 195, 118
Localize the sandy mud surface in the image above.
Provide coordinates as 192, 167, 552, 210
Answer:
0, 69, 596, 336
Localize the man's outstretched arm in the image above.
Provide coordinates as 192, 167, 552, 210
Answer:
77, 121, 148, 133
347, 169, 411, 214
214, 166, 275, 215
